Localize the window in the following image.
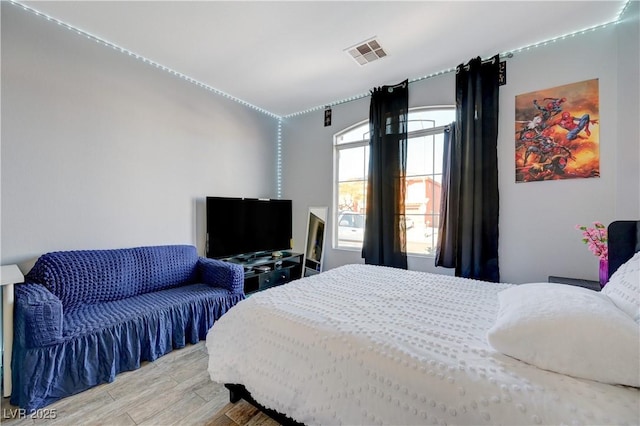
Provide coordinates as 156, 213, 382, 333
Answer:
333, 107, 455, 255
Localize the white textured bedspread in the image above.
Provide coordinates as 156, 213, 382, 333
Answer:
206, 264, 639, 425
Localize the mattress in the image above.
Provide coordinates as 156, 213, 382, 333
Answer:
206, 264, 639, 425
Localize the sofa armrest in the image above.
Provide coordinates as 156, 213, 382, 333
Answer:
197, 258, 245, 295
14, 282, 63, 348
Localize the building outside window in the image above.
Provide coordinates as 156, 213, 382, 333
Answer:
333, 107, 455, 255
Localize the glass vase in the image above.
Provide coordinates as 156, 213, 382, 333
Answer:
599, 258, 608, 288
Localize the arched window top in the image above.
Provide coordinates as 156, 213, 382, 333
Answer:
335, 106, 455, 145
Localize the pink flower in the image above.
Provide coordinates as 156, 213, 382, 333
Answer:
576, 222, 608, 260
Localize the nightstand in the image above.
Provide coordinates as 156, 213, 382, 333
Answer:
548, 276, 601, 291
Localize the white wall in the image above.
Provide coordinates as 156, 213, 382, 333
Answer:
616, 0, 640, 217
1, 5, 279, 272
1, 0, 637, 283
282, 11, 639, 284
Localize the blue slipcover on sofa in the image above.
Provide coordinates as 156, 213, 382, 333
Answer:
11, 245, 244, 411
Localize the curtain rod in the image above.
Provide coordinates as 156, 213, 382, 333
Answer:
455, 53, 512, 73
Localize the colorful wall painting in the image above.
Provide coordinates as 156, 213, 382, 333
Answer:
515, 78, 599, 183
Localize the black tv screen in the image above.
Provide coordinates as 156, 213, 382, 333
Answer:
206, 197, 292, 258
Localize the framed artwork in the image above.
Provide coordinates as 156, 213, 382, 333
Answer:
515, 78, 599, 183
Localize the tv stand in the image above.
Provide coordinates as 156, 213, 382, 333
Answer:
221, 251, 303, 294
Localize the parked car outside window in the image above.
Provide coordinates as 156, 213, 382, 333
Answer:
337, 212, 365, 243
337, 212, 415, 246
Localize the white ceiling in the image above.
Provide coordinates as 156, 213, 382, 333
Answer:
19, 1, 627, 117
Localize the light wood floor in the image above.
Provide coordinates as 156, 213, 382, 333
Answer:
0, 342, 279, 426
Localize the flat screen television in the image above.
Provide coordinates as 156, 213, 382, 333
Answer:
206, 197, 293, 259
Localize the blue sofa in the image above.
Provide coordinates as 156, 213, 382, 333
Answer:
11, 245, 244, 411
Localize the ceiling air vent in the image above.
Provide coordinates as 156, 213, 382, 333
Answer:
345, 37, 387, 66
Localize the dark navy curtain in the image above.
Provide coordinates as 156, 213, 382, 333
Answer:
362, 80, 409, 269
436, 56, 500, 282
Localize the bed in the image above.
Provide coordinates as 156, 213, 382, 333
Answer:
206, 221, 640, 425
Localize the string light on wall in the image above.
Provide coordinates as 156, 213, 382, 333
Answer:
617, 0, 634, 20
409, 67, 457, 85
284, 0, 631, 118
10, 0, 630, 120
7, 0, 281, 120
277, 119, 283, 199
283, 93, 370, 118
505, 20, 618, 56
9, 0, 632, 199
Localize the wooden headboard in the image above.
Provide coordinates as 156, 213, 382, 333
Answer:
608, 220, 640, 278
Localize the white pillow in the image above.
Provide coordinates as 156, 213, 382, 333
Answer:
487, 282, 639, 387
602, 251, 640, 323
